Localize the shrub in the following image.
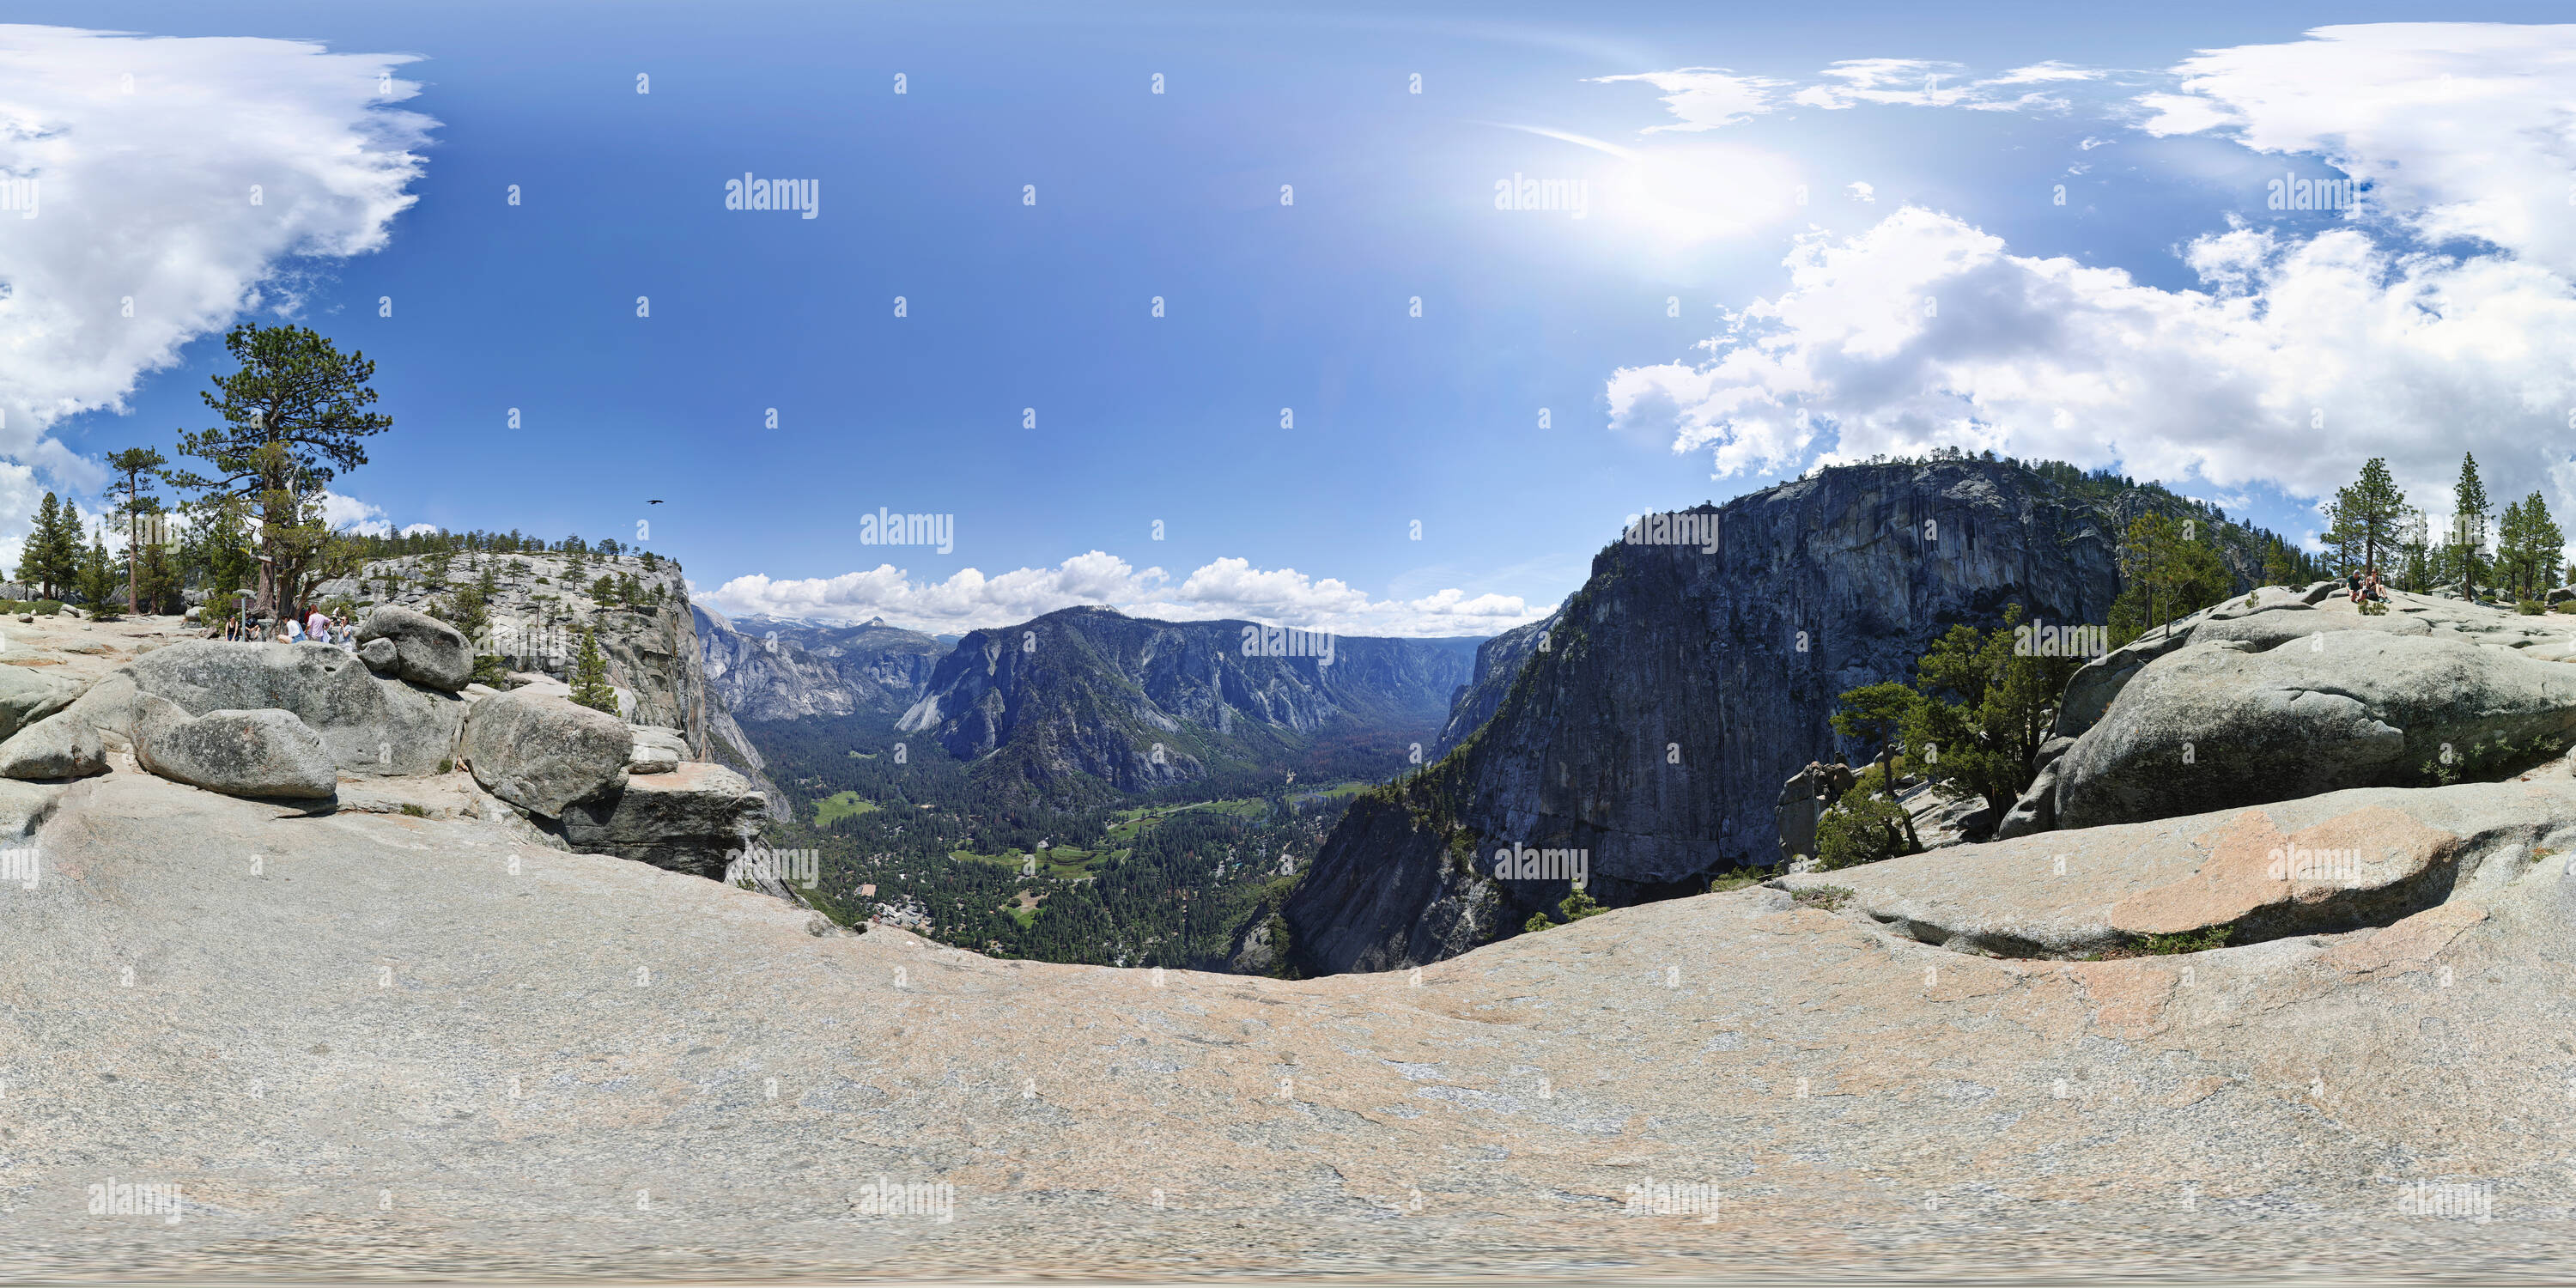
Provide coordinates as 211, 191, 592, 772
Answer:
2132, 926, 2229, 955
1707, 866, 1768, 893
2358, 599, 2390, 616
2555, 599, 2576, 614
1522, 885, 1608, 933
2518, 599, 2546, 616
398, 803, 428, 817
1815, 769, 1919, 871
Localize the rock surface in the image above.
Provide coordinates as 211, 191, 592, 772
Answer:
0, 714, 106, 781
460, 689, 631, 817
131, 696, 337, 799
2052, 631, 2576, 832
0, 665, 82, 741
629, 724, 687, 774
552, 760, 766, 877
3, 769, 2573, 1279
57, 641, 463, 776
694, 606, 944, 722
355, 605, 472, 691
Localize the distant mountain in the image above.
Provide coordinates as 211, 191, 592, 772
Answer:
895, 605, 1481, 806
694, 607, 945, 722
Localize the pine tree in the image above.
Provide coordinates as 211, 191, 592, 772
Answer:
169, 323, 392, 617
16, 492, 60, 599
106, 447, 168, 615
2499, 490, 2563, 601
2450, 453, 2490, 599
75, 524, 116, 614
2342, 458, 2407, 573
2262, 538, 2301, 589
590, 574, 617, 605
568, 628, 618, 715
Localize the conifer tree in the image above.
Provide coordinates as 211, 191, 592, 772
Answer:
2341, 458, 2406, 572
16, 492, 62, 598
568, 627, 618, 714
2450, 453, 2490, 598
107, 447, 168, 616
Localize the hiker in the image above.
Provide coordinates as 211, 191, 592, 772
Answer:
2347, 568, 2365, 603
2361, 566, 2385, 603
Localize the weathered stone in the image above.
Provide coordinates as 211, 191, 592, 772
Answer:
358, 635, 398, 671
355, 605, 471, 691
0, 714, 105, 781
553, 761, 763, 876
1781, 777, 2576, 957
460, 689, 629, 817
629, 724, 686, 774
2055, 634, 2576, 831
59, 641, 462, 776
133, 695, 337, 799
0, 665, 83, 742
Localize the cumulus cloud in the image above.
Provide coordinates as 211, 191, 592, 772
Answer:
1600, 58, 2095, 132
1607, 24, 2576, 538
1607, 204, 2576, 521
1846, 181, 1875, 203
2136, 23, 2576, 275
399, 522, 439, 538
704, 552, 1542, 638
319, 490, 391, 537
0, 25, 433, 487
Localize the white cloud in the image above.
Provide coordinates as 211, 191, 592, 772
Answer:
2136, 23, 2576, 275
399, 522, 439, 538
1846, 181, 1875, 203
319, 490, 390, 537
704, 552, 1542, 637
1589, 68, 1792, 131
0, 25, 433, 487
1605, 204, 2576, 520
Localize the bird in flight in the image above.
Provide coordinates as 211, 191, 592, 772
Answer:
647, 499, 664, 505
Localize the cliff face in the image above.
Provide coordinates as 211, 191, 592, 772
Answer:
316, 550, 714, 756
1431, 611, 1560, 758
896, 606, 1477, 805
1287, 459, 2169, 975
693, 607, 943, 722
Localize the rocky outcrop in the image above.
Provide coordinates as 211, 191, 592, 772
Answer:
355, 605, 471, 691
897, 605, 1477, 805
2054, 634, 2576, 830
554, 760, 766, 878
133, 696, 337, 799
1289, 459, 2207, 973
58, 641, 463, 777
2000, 589, 2576, 835
459, 690, 631, 817
0, 666, 81, 741
314, 550, 714, 757
1779, 775, 2576, 957
0, 714, 106, 781
629, 724, 686, 774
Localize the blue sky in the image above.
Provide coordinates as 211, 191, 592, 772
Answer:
4, 3, 2573, 634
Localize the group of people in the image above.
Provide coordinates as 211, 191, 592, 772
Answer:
214, 606, 359, 647
2347, 566, 2386, 603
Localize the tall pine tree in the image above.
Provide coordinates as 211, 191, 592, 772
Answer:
568, 627, 619, 715
2450, 453, 2490, 599
2342, 458, 2407, 572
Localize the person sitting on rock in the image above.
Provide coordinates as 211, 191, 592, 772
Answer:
2347, 568, 2365, 603
2361, 567, 2385, 602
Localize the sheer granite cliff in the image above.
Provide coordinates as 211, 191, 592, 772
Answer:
693, 607, 943, 722
1286, 459, 2215, 975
